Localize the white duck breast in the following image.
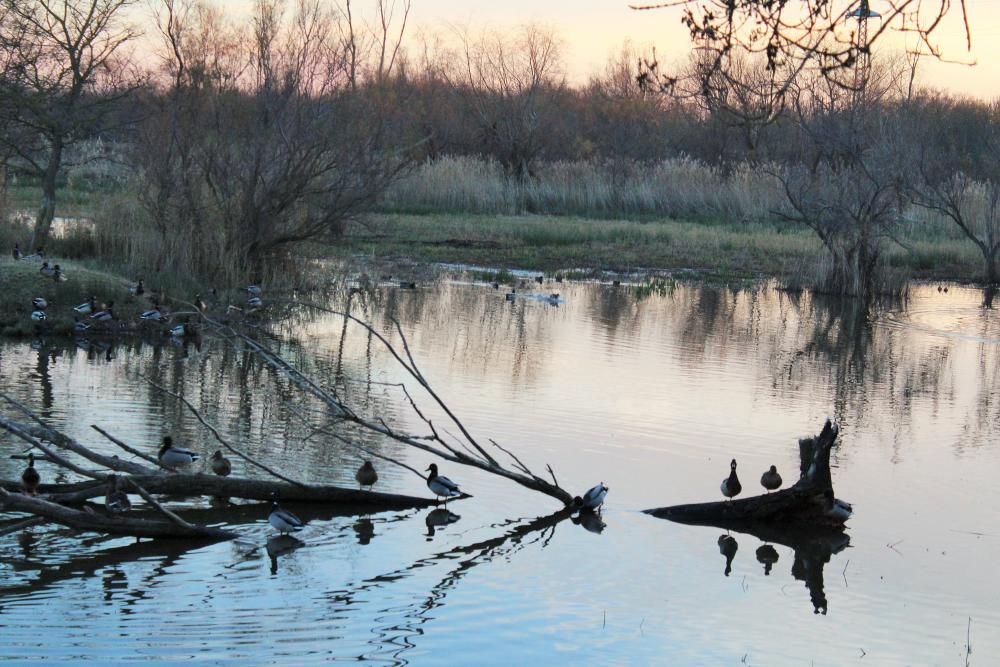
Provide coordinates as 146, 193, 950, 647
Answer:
269, 503, 304, 533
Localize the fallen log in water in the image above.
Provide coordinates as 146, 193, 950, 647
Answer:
644, 420, 852, 528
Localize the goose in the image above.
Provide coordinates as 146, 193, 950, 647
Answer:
140, 307, 164, 322
211, 450, 232, 477
129, 280, 144, 296
31, 310, 47, 322
505, 288, 516, 301
355, 460, 378, 490
74, 296, 97, 315
32, 297, 47, 310
721, 458, 742, 501
760, 465, 782, 493
21, 453, 41, 495
90, 301, 114, 322
425, 463, 462, 503
13, 243, 22, 260
105, 476, 131, 514
576, 482, 609, 512
39, 261, 55, 278
157, 436, 199, 469
823, 490, 853, 522
268, 494, 304, 534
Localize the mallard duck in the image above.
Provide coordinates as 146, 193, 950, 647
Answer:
575, 482, 609, 512
31, 310, 47, 322
51, 265, 64, 282
73, 296, 97, 315
158, 436, 199, 468
505, 289, 516, 301
823, 490, 853, 522
246, 296, 263, 310
105, 476, 131, 514
356, 460, 378, 490
90, 301, 114, 322
12, 243, 22, 260
761, 465, 782, 493
721, 459, 742, 501
39, 261, 55, 278
425, 463, 462, 502
129, 279, 144, 296
535, 275, 544, 284
141, 307, 166, 322
32, 297, 47, 310
73, 320, 91, 334
547, 293, 560, 302
194, 293, 207, 311
211, 450, 232, 477
268, 494, 304, 534
246, 284, 263, 297
21, 453, 41, 495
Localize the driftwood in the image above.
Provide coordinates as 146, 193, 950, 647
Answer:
645, 420, 851, 528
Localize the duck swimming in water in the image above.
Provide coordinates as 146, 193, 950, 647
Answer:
268, 493, 304, 534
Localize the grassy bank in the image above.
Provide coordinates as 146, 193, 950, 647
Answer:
340, 212, 981, 283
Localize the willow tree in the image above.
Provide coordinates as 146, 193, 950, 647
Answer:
0, 0, 142, 247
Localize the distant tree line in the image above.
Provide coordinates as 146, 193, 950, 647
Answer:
1, 0, 997, 295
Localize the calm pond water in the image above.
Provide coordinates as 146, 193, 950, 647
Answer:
1, 278, 998, 665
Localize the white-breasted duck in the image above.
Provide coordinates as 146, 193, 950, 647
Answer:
425, 463, 462, 503
32, 297, 47, 310
721, 459, 742, 501
268, 493, 304, 534
21, 453, 41, 495
158, 436, 199, 469
129, 279, 144, 296
211, 450, 232, 477
356, 460, 378, 490
576, 482, 609, 512
73, 296, 97, 316
760, 465, 782, 493
90, 301, 115, 322
105, 476, 132, 514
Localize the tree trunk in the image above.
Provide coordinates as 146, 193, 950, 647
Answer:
32, 135, 64, 248
644, 420, 850, 528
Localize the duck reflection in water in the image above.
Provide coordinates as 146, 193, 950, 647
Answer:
425, 508, 461, 540
718, 535, 738, 576
755, 544, 779, 575
571, 510, 606, 534
266, 534, 305, 575
354, 518, 375, 545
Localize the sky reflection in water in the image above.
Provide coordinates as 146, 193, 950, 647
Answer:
0, 280, 997, 665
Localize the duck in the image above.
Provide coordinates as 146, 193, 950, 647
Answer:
355, 460, 378, 490
268, 493, 304, 534
721, 458, 742, 501
761, 465, 782, 493
73, 320, 91, 334
194, 293, 207, 311
425, 463, 462, 503
246, 296, 263, 310
31, 310, 47, 322
12, 243, 22, 260
105, 475, 131, 514
141, 307, 166, 322
51, 265, 64, 282
535, 275, 544, 284
90, 301, 115, 322
822, 490, 853, 522
129, 279, 144, 296
32, 297, 47, 310
157, 436, 199, 469
39, 261, 55, 278
398, 280, 417, 289
73, 296, 97, 315
576, 482, 609, 512
505, 288, 516, 301
246, 284, 263, 297
21, 452, 41, 495
169, 321, 187, 337
547, 293, 560, 302
211, 450, 232, 477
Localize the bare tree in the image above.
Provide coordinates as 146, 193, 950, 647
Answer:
0, 0, 143, 247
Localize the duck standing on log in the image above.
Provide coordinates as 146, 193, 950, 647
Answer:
721, 459, 742, 501
760, 465, 782, 493
576, 482, 609, 512
426, 463, 462, 503
211, 450, 232, 477
158, 436, 199, 469
21, 453, 41, 495
356, 460, 378, 490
